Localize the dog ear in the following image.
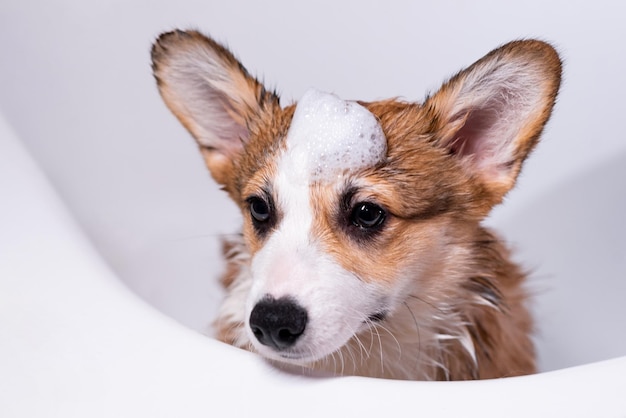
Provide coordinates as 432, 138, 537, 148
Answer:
151, 30, 279, 185
425, 40, 562, 206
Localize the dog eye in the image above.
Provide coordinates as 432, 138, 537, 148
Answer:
351, 202, 386, 229
248, 197, 271, 223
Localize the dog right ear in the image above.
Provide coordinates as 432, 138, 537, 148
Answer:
423, 40, 561, 209
151, 30, 279, 185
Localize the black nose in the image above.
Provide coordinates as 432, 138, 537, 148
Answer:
249, 296, 308, 351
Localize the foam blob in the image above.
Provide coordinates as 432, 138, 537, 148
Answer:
285, 89, 387, 184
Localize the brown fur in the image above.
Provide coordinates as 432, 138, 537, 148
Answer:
152, 31, 561, 380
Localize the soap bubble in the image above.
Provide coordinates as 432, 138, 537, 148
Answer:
284, 89, 387, 184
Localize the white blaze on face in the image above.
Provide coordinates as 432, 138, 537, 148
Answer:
247, 89, 389, 363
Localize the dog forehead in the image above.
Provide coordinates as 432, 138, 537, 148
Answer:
281, 89, 387, 184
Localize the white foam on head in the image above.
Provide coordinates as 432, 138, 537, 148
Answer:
284, 89, 387, 184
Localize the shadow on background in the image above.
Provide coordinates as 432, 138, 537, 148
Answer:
500, 152, 626, 371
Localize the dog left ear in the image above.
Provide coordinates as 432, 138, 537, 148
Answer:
425, 40, 562, 206
151, 30, 279, 186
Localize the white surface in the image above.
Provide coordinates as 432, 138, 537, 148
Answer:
1, 1, 626, 416
1, 111, 625, 417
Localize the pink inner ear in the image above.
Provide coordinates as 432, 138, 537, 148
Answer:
448, 106, 499, 158
209, 95, 250, 154
446, 92, 521, 179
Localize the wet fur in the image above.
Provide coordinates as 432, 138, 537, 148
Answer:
151, 30, 562, 380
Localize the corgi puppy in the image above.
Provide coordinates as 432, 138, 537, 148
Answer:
151, 30, 561, 380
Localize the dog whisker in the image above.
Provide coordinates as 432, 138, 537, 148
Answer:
407, 294, 449, 315
403, 301, 423, 374
337, 347, 346, 376
370, 320, 402, 361
351, 331, 369, 363
370, 321, 385, 375
359, 318, 385, 375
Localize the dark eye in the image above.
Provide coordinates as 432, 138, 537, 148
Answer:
350, 202, 386, 229
248, 197, 270, 223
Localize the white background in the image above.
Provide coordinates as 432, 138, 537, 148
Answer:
1, 0, 625, 372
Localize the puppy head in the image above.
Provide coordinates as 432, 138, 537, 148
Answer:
152, 31, 561, 365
